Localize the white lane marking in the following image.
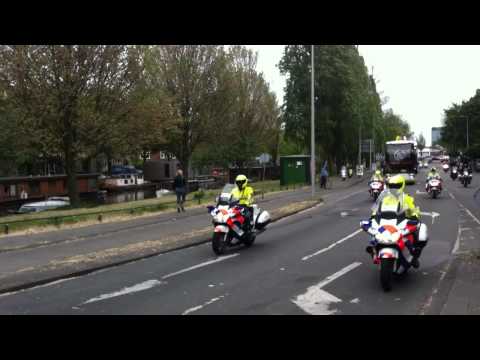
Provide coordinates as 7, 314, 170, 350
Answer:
271, 203, 324, 225
292, 262, 362, 315
182, 295, 226, 315
350, 298, 360, 304
161, 253, 239, 280
463, 207, 480, 226
448, 192, 455, 200
416, 190, 428, 195
83, 279, 164, 304
81, 254, 239, 305
302, 229, 363, 261
420, 211, 440, 224
452, 226, 462, 255
336, 190, 365, 203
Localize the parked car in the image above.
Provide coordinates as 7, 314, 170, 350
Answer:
17, 197, 70, 214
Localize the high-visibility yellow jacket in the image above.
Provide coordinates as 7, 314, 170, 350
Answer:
372, 191, 420, 220
231, 186, 254, 206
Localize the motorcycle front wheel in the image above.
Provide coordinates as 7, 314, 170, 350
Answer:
380, 258, 394, 292
212, 232, 228, 255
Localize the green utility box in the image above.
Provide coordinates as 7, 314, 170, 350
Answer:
280, 155, 311, 186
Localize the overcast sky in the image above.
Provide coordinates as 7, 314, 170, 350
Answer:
246, 45, 480, 147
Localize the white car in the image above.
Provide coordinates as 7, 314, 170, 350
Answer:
17, 197, 70, 214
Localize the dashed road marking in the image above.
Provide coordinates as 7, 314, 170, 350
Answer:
182, 295, 226, 315
81, 254, 239, 305
302, 229, 363, 261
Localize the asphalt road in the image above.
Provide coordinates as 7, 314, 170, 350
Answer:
1, 167, 478, 315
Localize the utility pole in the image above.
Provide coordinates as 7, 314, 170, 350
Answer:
311, 45, 315, 198
467, 116, 469, 150
358, 124, 362, 168
371, 66, 375, 171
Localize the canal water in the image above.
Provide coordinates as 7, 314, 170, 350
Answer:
0, 179, 223, 217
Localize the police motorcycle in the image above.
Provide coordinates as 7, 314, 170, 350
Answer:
207, 184, 271, 255
360, 192, 428, 292
426, 174, 442, 199
459, 167, 473, 188
450, 166, 458, 181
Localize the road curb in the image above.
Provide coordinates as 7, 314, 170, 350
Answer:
0, 199, 322, 296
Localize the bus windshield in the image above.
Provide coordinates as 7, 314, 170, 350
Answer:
386, 143, 413, 161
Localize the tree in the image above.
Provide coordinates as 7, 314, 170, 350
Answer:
279, 45, 385, 171
0, 45, 145, 206
442, 89, 480, 157
381, 109, 412, 142
416, 133, 426, 152
218, 46, 281, 168
144, 45, 233, 181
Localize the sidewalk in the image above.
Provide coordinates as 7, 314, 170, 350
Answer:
0, 174, 368, 294
440, 252, 480, 315
422, 187, 480, 315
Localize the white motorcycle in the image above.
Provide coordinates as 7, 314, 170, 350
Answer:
459, 169, 472, 188
442, 163, 449, 173
426, 176, 442, 199
450, 166, 458, 181
208, 188, 271, 255
369, 180, 384, 202
361, 215, 428, 292
341, 168, 347, 181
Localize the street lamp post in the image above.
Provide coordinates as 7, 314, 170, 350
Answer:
311, 45, 315, 198
459, 115, 469, 150
467, 116, 469, 150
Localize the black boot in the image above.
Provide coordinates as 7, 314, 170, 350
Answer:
365, 246, 374, 257
411, 247, 422, 269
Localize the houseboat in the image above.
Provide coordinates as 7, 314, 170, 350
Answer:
99, 165, 155, 192
0, 174, 99, 215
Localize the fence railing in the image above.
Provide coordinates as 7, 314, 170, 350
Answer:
0, 181, 310, 235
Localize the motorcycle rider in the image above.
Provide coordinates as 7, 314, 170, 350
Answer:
426, 167, 441, 192
371, 170, 384, 183
427, 167, 440, 181
230, 174, 255, 233
367, 175, 425, 268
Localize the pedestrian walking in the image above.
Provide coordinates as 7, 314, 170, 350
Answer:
174, 169, 186, 213
320, 161, 329, 189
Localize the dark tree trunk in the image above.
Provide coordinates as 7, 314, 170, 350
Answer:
64, 140, 79, 207
63, 112, 79, 207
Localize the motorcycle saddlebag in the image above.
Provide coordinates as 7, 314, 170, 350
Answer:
255, 210, 271, 230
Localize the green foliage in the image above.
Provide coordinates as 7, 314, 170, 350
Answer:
442, 89, 480, 157
278, 45, 411, 168
416, 133, 426, 151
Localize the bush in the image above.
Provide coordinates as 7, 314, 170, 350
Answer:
193, 189, 206, 204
